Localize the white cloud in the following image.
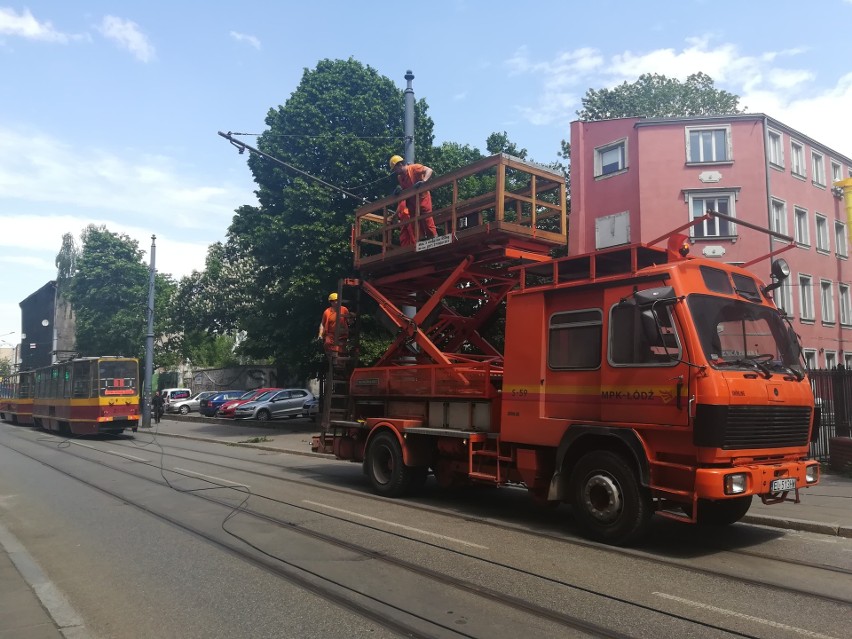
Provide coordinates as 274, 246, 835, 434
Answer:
229, 31, 260, 50
0, 7, 69, 42
97, 15, 155, 62
503, 36, 852, 158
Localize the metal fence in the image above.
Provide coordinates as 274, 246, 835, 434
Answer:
809, 368, 852, 461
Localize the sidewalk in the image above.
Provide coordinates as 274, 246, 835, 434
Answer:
147, 415, 852, 539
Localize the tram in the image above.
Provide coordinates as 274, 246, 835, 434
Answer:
0, 370, 35, 425
29, 357, 140, 435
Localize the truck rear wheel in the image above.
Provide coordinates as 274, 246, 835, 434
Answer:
570, 450, 651, 545
367, 431, 412, 497
695, 496, 752, 526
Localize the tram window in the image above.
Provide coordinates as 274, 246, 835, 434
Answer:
72, 361, 91, 398
20, 375, 31, 399
98, 360, 138, 396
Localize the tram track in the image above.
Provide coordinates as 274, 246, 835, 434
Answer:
105, 431, 852, 586
2, 427, 846, 639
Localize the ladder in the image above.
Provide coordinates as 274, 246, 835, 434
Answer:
317, 279, 360, 452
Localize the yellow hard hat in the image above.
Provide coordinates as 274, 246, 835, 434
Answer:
389, 154, 404, 170
328, 292, 338, 302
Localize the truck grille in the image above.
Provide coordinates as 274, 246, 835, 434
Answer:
694, 404, 812, 450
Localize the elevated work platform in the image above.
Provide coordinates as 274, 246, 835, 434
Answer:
353, 153, 567, 287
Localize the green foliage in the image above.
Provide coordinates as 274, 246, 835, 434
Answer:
68, 225, 149, 358
577, 72, 744, 121
0, 357, 11, 377
55, 232, 78, 293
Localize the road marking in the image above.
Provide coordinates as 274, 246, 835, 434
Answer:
0, 521, 88, 635
303, 500, 488, 549
106, 450, 149, 462
653, 592, 838, 639
69, 441, 97, 450
173, 467, 250, 488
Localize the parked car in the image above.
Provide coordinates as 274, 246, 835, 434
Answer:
302, 397, 319, 421
199, 390, 245, 417
160, 388, 192, 409
233, 389, 316, 421
168, 390, 219, 415
216, 388, 282, 418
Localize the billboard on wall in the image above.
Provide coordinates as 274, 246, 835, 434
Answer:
190, 365, 279, 391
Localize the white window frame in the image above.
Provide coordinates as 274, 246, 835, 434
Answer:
794, 207, 809, 246
815, 214, 830, 253
812, 150, 826, 187
768, 129, 784, 167
839, 283, 851, 326
845, 352, 852, 369
799, 273, 814, 321
825, 350, 838, 370
821, 279, 836, 324
594, 138, 628, 178
685, 125, 732, 164
791, 140, 806, 178
832, 160, 843, 184
770, 198, 788, 236
685, 190, 738, 239
803, 348, 817, 370
776, 277, 794, 317
836, 221, 848, 258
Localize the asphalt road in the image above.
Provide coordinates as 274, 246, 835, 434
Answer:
1, 422, 850, 639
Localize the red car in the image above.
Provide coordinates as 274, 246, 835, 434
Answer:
216, 388, 282, 418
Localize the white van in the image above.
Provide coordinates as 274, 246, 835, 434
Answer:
160, 388, 192, 406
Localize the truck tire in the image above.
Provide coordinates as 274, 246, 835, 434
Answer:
695, 496, 752, 526
570, 450, 651, 545
366, 431, 412, 497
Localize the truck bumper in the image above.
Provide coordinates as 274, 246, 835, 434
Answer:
694, 459, 820, 500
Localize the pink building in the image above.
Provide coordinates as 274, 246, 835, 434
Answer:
571, 114, 852, 369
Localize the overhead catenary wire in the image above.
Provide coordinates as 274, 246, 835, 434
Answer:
218, 130, 394, 205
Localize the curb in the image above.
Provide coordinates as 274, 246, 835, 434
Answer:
152, 430, 333, 460
742, 513, 852, 538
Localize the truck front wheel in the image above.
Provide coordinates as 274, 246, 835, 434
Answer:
367, 431, 412, 497
570, 450, 651, 545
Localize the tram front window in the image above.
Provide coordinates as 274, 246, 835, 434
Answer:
99, 360, 138, 396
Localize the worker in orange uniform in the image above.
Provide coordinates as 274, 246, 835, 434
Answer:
389, 154, 437, 240
318, 292, 350, 358
396, 200, 416, 246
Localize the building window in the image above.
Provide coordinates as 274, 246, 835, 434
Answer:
832, 160, 843, 184
768, 129, 784, 167
836, 221, 848, 258
839, 283, 851, 326
686, 126, 731, 163
770, 199, 787, 236
825, 351, 838, 369
815, 214, 830, 253
845, 353, 852, 369
791, 141, 805, 178
689, 194, 735, 238
776, 277, 793, 316
794, 207, 809, 246
799, 274, 814, 321
821, 279, 836, 324
803, 349, 817, 370
812, 151, 826, 187
594, 139, 627, 178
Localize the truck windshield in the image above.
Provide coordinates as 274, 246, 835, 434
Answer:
687, 294, 803, 377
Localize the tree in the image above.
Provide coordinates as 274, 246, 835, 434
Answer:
226, 58, 438, 378
55, 232, 78, 291
0, 357, 11, 377
576, 72, 744, 121
67, 225, 150, 359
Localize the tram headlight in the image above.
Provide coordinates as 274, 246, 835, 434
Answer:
724, 473, 747, 495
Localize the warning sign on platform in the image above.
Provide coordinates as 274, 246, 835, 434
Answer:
416, 234, 452, 252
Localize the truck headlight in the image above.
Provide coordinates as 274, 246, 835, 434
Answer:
806, 464, 819, 483
724, 473, 747, 495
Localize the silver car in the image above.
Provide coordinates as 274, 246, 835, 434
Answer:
233, 388, 315, 421
168, 390, 219, 415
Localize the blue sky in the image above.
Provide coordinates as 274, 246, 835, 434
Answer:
2, 0, 852, 350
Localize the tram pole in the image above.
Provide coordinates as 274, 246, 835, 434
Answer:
142, 235, 156, 428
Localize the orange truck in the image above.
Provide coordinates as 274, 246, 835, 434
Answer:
317, 154, 820, 545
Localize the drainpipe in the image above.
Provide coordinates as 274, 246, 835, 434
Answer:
763, 116, 774, 265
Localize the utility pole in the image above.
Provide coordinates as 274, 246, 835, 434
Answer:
142, 235, 156, 428
404, 70, 415, 163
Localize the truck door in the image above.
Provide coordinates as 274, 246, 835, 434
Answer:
602, 287, 690, 427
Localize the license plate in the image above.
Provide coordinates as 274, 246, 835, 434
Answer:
770, 477, 796, 492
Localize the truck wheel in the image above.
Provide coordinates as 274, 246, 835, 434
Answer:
367, 431, 412, 497
695, 496, 752, 526
571, 450, 651, 545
